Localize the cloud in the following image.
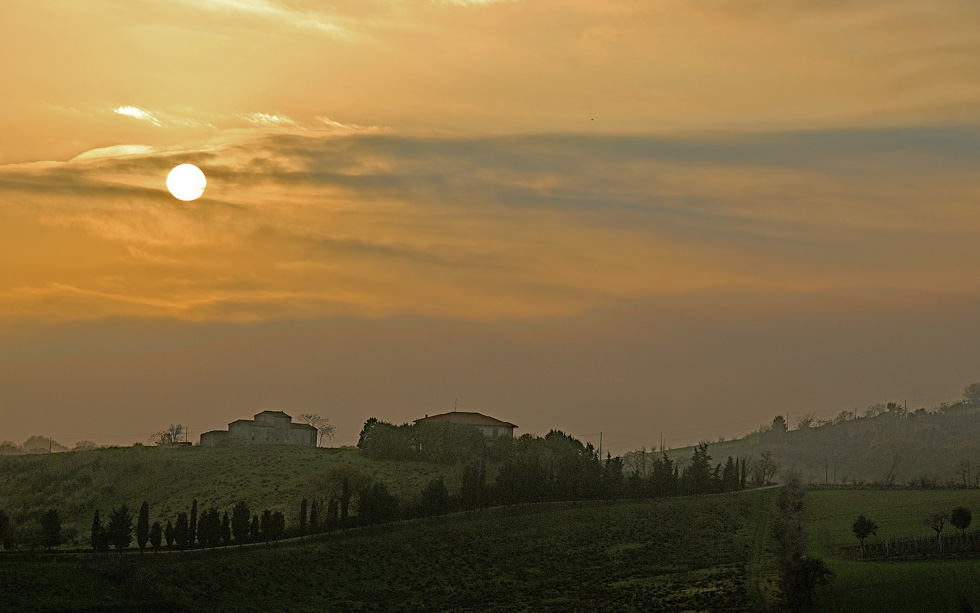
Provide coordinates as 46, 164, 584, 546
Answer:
240, 112, 299, 128
113, 106, 162, 127
174, 0, 347, 36
2, 126, 980, 328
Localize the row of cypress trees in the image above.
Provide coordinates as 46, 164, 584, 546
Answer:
90, 499, 286, 551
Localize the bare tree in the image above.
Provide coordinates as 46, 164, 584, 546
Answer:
298, 414, 336, 447
926, 511, 949, 551
151, 424, 185, 446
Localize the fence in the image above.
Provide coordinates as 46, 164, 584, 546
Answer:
842, 531, 980, 560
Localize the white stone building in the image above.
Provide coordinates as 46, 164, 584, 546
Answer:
199, 410, 317, 447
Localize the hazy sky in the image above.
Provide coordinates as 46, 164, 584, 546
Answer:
2, 0, 980, 450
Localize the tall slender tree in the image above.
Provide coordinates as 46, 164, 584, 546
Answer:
0, 509, 10, 550
149, 521, 163, 550
136, 501, 150, 552
340, 476, 351, 524
249, 515, 260, 543
260, 510, 272, 541
107, 504, 133, 550
165, 519, 175, 548
221, 511, 231, 547
308, 498, 319, 535
174, 512, 189, 549
188, 499, 198, 548
91, 509, 107, 551
41, 509, 61, 549
231, 501, 250, 545
299, 499, 308, 536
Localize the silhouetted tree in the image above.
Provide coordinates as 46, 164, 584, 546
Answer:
340, 477, 351, 524
40, 509, 61, 549
460, 461, 487, 509
189, 499, 198, 548
149, 521, 162, 550
91, 509, 109, 551
137, 501, 150, 552
298, 413, 336, 446
165, 519, 175, 548
327, 498, 339, 527
927, 511, 949, 551
420, 477, 449, 517
308, 498, 319, 534
221, 511, 231, 547
231, 501, 250, 545
299, 498, 308, 536
852, 514, 878, 556
0, 509, 10, 550
107, 504, 133, 550
952, 507, 972, 540
249, 515, 260, 543
271, 511, 286, 541
151, 423, 185, 446
197, 508, 220, 548
174, 512, 189, 549
358, 482, 398, 525
964, 383, 980, 406
755, 450, 780, 485
260, 510, 272, 541
784, 555, 833, 611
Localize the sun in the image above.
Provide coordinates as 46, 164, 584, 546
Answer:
166, 164, 207, 201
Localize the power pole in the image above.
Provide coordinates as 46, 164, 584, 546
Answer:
598, 432, 602, 461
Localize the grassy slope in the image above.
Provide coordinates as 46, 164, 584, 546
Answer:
0, 445, 455, 542
805, 489, 980, 612
0, 490, 782, 613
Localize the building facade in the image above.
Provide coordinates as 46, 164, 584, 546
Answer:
199, 411, 317, 447
414, 411, 518, 438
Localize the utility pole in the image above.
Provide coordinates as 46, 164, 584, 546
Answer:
825, 458, 828, 485
599, 432, 602, 461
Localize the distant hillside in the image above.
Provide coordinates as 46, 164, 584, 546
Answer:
656, 403, 980, 487
0, 445, 452, 545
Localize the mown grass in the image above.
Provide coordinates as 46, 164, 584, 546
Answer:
0, 489, 781, 612
0, 445, 455, 544
805, 488, 980, 612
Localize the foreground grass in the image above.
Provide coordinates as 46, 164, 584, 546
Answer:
0, 490, 781, 612
806, 489, 980, 612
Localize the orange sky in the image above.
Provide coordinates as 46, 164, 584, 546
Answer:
2, 0, 980, 449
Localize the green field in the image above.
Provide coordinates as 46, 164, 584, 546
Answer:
0, 489, 782, 612
0, 445, 454, 544
805, 489, 980, 612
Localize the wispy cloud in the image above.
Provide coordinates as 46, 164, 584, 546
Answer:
174, 0, 347, 36
2, 127, 980, 326
114, 106, 162, 127
240, 112, 298, 128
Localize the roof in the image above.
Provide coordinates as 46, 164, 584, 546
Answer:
255, 410, 292, 419
290, 422, 317, 431
415, 411, 518, 429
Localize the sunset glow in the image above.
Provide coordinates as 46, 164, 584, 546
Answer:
1, 0, 979, 451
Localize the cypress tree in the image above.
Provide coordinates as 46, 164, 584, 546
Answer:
165, 519, 175, 548
149, 521, 163, 550
231, 501, 250, 545
107, 504, 133, 550
300, 499, 308, 536
271, 511, 285, 541
340, 476, 351, 524
249, 515, 260, 543
221, 511, 231, 546
260, 510, 272, 541
175, 512, 189, 549
41, 509, 61, 549
308, 498, 318, 535
327, 498, 339, 527
137, 501, 150, 552
91, 509, 105, 551
188, 499, 198, 548
0, 509, 10, 550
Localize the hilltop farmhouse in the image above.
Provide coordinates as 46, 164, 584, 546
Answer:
200, 411, 316, 447
415, 411, 517, 438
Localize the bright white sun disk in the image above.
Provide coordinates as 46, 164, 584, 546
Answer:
166, 164, 207, 201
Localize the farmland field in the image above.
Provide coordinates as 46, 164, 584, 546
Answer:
0, 489, 782, 612
806, 488, 980, 612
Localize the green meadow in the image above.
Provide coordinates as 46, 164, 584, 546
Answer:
806, 489, 980, 612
